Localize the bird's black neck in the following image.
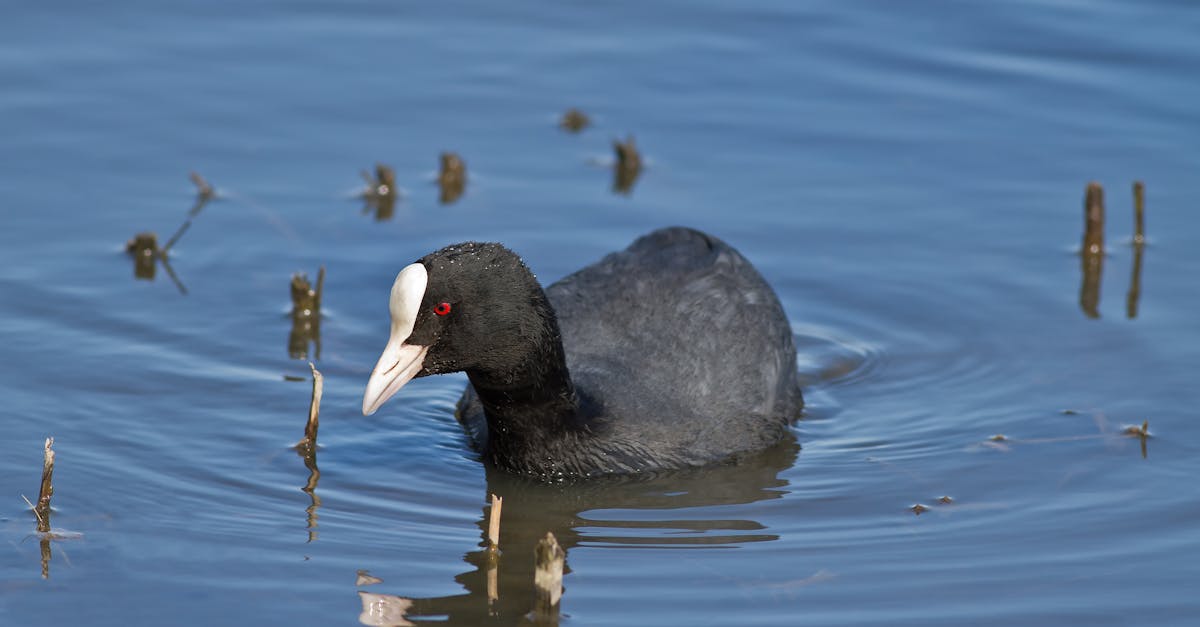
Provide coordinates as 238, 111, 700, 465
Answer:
464, 303, 582, 471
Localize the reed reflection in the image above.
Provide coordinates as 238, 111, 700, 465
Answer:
124, 173, 215, 294
355, 438, 798, 626
1126, 241, 1144, 320
297, 448, 321, 543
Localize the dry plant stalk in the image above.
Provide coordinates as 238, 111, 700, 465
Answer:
487, 493, 503, 551
297, 362, 323, 450
290, 266, 325, 318
1079, 182, 1105, 318
189, 171, 215, 199
1132, 181, 1146, 245
1082, 182, 1105, 255
35, 437, 55, 533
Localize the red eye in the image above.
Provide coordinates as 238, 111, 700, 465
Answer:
434, 302, 452, 316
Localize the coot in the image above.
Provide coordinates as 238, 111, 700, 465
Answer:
363, 227, 803, 479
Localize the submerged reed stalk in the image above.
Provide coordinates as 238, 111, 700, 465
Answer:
35, 437, 55, 533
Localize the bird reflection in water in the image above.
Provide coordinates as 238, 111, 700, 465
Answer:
353, 437, 798, 626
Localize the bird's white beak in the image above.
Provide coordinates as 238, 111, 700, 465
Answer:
363, 263, 429, 416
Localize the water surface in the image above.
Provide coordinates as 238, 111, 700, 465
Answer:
2, 1, 1198, 625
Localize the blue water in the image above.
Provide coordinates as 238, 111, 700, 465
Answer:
2, 1, 1198, 625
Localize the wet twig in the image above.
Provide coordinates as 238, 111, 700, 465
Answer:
1127, 181, 1146, 319
1082, 182, 1105, 256
1132, 180, 1146, 246
296, 362, 323, 453
1079, 182, 1104, 318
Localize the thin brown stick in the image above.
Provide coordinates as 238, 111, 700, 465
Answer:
189, 171, 215, 199
1079, 182, 1105, 318
35, 437, 55, 533
1082, 181, 1105, 255
161, 217, 193, 253
1132, 180, 1146, 246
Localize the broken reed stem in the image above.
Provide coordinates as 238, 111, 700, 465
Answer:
534, 532, 565, 611
161, 219, 193, 254
1079, 182, 1104, 319
1132, 180, 1146, 246
298, 362, 323, 450
189, 171, 215, 199
613, 135, 641, 172
1083, 181, 1105, 256
36, 437, 55, 533
375, 164, 397, 194
487, 494, 503, 551
290, 266, 325, 317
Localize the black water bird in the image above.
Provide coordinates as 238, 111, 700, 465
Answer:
363, 227, 803, 480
